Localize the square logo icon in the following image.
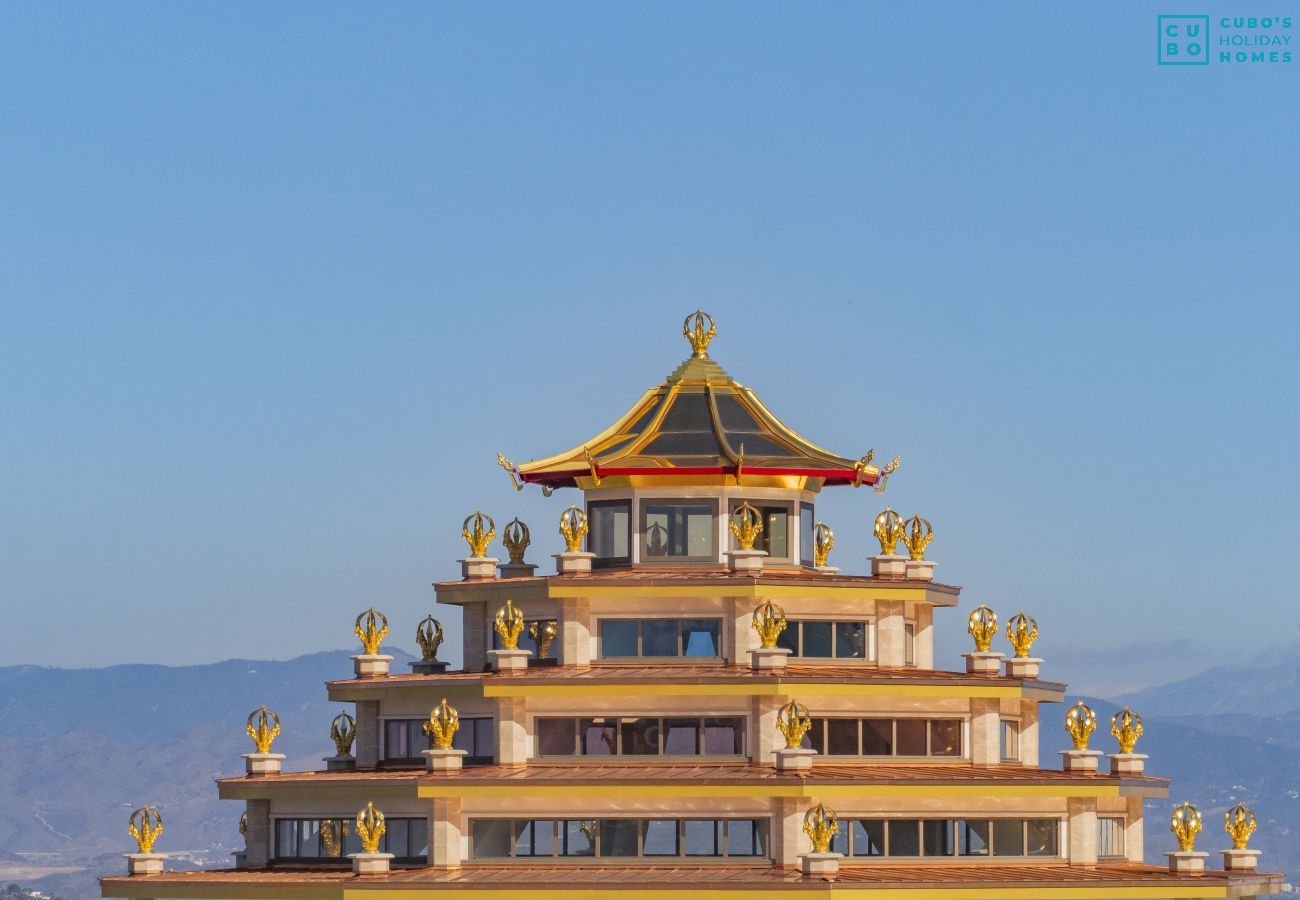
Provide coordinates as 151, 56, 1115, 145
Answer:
1159, 15, 1210, 64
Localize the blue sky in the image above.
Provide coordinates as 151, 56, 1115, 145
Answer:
2, 3, 1297, 691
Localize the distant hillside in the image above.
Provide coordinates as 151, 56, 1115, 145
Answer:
1111, 645, 1300, 718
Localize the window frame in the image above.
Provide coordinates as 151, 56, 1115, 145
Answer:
638, 498, 719, 564
775, 618, 873, 661
469, 817, 770, 861
380, 715, 495, 765
833, 818, 1059, 860
587, 499, 632, 568
1000, 718, 1021, 762
801, 716, 966, 759
533, 715, 746, 759
273, 816, 428, 864
726, 498, 794, 562
596, 617, 723, 661
1097, 816, 1126, 859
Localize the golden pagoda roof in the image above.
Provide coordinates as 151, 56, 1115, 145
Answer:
504, 311, 896, 491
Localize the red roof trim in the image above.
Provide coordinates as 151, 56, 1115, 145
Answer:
521, 466, 878, 485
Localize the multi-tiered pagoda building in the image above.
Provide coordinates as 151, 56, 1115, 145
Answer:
102, 311, 1281, 899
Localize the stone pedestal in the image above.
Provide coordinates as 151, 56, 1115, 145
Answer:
423, 747, 468, 773
126, 853, 165, 876
870, 555, 907, 577
799, 852, 842, 879
1107, 753, 1148, 776
409, 659, 450, 674
243, 752, 286, 776
1004, 657, 1042, 679
774, 747, 816, 773
814, 565, 840, 576
1167, 851, 1208, 875
726, 549, 767, 573
351, 852, 394, 875
904, 559, 936, 581
750, 647, 791, 672
1221, 848, 1261, 871
459, 557, 499, 580
232, 851, 247, 868
963, 651, 1004, 675
1059, 749, 1104, 773
323, 754, 356, 772
498, 562, 538, 579
488, 648, 532, 673
352, 654, 394, 678
554, 551, 596, 575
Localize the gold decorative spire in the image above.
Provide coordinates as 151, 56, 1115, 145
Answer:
966, 605, 998, 652
812, 521, 834, 567
1171, 802, 1203, 852
803, 803, 839, 854
416, 615, 444, 661
239, 810, 247, 839
245, 706, 281, 753
423, 698, 460, 750
528, 619, 558, 658
503, 517, 531, 564
461, 510, 495, 558
330, 712, 356, 756
1110, 707, 1143, 754
320, 819, 345, 857
1225, 802, 1257, 850
776, 700, 813, 750
1005, 612, 1038, 658
751, 600, 788, 649
494, 600, 525, 650
559, 505, 588, 553
729, 501, 763, 550
1065, 701, 1097, 751
355, 802, 386, 854
353, 608, 388, 655
682, 309, 717, 358
873, 507, 905, 556
128, 805, 163, 854
901, 514, 933, 560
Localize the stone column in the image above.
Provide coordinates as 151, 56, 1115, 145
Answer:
497, 697, 528, 766
774, 797, 803, 868
244, 799, 271, 868
728, 596, 750, 665
913, 604, 934, 669
429, 797, 463, 868
753, 695, 782, 766
1126, 798, 1144, 864
462, 605, 488, 671
1067, 797, 1098, 867
1020, 702, 1040, 767
969, 698, 1000, 766
876, 600, 905, 667
355, 700, 380, 769
559, 597, 591, 666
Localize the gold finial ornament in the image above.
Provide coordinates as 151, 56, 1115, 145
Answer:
559, 505, 588, 553
355, 802, 386, 854
1110, 707, 1144, 754
246, 706, 281, 753
873, 507, 906, 556
803, 803, 839, 854
239, 810, 247, 838
494, 600, 525, 650
529, 619, 558, 658
1224, 802, 1257, 850
330, 711, 357, 756
751, 600, 788, 649
1171, 802, 1203, 852
776, 700, 813, 750
729, 501, 764, 551
683, 309, 717, 358
128, 805, 163, 854
1065, 701, 1098, 750
812, 521, 834, 567
320, 819, 346, 857
461, 510, 495, 558
497, 453, 523, 491
423, 698, 460, 750
353, 607, 389, 655
966, 605, 998, 653
901, 514, 933, 560
503, 517, 531, 564
1005, 612, 1038, 658
416, 616, 444, 661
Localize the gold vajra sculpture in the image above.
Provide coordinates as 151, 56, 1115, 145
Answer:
813, 521, 834, 567
729, 501, 764, 550
356, 802, 386, 854
529, 619, 558, 658
1225, 802, 1257, 850
503, 517, 531, 564
1005, 612, 1038, 658
497, 452, 523, 491
966, 604, 998, 652
416, 615, 444, 661
354, 607, 388, 655
330, 711, 356, 756
1110, 706, 1143, 754
683, 309, 717, 358
423, 698, 460, 750
1171, 802, 1203, 852
752, 600, 788, 649
901, 514, 933, 560
495, 599, 525, 650
462, 510, 495, 558
239, 810, 247, 839
320, 819, 347, 857
645, 521, 667, 557
559, 505, 588, 553
1065, 701, 1097, 750
128, 805, 163, 854
873, 507, 906, 556
776, 700, 813, 750
803, 802, 839, 854
246, 706, 281, 753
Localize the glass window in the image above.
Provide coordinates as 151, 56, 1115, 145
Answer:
684, 820, 720, 856
895, 719, 928, 756
642, 500, 716, 560
862, 719, 893, 755
703, 718, 744, 755
387, 819, 410, 858
682, 619, 720, 657
663, 718, 700, 755
835, 621, 867, 659
888, 820, 920, 857
384, 719, 427, 761
512, 820, 534, 857
408, 818, 429, 859
517, 619, 560, 660
853, 820, 886, 857
829, 825, 849, 855
802, 620, 833, 657
959, 820, 990, 856
563, 820, 595, 857
471, 820, 512, 858
1026, 819, 1058, 857
1098, 817, 1125, 858
642, 619, 678, 657
471, 819, 767, 860
992, 819, 1024, 856
581, 719, 617, 755
827, 718, 860, 755
598, 618, 722, 658
730, 502, 790, 559
801, 718, 825, 754
1000, 719, 1020, 761
775, 621, 799, 654
537, 718, 576, 756
923, 820, 955, 857
799, 502, 815, 567
781, 620, 869, 659
589, 500, 631, 565
620, 718, 659, 755
930, 720, 962, 757
642, 820, 678, 856
904, 622, 916, 666
451, 717, 495, 763
728, 820, 766, 857
599, 619, 639, 657
601, 820, 640, 857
